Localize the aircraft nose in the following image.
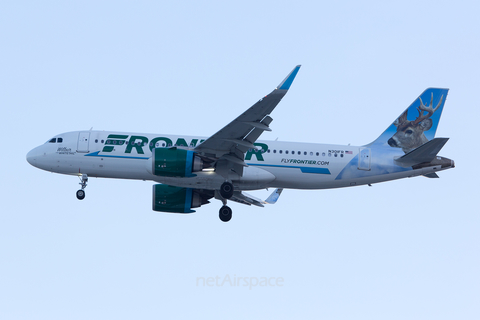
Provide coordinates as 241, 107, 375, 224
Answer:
26, 147, 40, 167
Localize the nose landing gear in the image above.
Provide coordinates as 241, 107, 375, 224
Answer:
76, 174, 88, 200
76, 189, 85, 200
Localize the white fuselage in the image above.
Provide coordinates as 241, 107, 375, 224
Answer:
27, 130, 451, 191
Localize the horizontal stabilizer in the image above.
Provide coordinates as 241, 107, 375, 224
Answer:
394, 138, 449, 168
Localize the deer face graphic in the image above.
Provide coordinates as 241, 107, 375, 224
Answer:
388, 93, 443, 153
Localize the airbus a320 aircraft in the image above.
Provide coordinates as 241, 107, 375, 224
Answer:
27, 66, 455, 222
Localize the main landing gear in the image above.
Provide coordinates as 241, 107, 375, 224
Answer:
219, 205, 232, 222
218, 181, 234, 222
76, 174, 88, 200
219, 181, 234, 199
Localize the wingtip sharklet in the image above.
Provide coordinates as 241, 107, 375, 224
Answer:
265, 188, 283, 204
277, 65, 301, 90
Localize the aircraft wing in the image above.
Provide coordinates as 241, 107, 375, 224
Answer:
194, 65, 301, 178
229, 188, 284, 207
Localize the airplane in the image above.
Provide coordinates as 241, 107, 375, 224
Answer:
26, 65, 455, 222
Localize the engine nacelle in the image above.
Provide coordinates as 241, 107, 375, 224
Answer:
152, 184, 210, 213
148, 147, 203, 177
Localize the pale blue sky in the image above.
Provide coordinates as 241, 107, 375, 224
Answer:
1, 1, 479, 319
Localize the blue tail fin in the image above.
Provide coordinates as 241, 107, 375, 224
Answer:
369, 88, 449, 154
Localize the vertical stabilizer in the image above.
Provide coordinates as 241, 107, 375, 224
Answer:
368, 88, 449, 154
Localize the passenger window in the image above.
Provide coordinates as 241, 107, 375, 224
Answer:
279, 150, 283, 154
267, 149, 270, 153
101, 140, 104, 143
316, 152, 319, 156
273, 150, 277, 153
285, 150, 289, 154
322, 152, 326, 156
297, 151, 301, 155
304, 152, 307, 155
310, 152, 313, 156
49, 138, 56, 143
95, 139, 98, 143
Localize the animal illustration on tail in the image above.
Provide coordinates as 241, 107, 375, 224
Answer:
388, 93, 444, 153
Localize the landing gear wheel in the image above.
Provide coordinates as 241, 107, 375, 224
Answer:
219, 206, 232, 222
76, 189, 85, 200
220, 182, 234, 199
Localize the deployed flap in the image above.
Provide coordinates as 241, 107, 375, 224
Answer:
394, 137, 449, 167
194, 66, 301, 177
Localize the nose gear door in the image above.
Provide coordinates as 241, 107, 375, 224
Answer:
77, 131, 91, 153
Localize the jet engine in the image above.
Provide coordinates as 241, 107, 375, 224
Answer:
148, 147, 203, 177
152, 184, 211, 213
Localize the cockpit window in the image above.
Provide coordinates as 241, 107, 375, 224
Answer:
57, 138, 63, 143
49, 138, 56, 143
